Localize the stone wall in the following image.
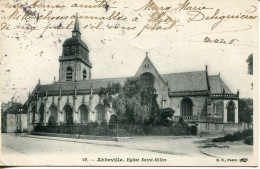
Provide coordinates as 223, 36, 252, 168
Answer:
169, 96, 207, 117
197, 122, 245, 135
59, 60, 91, 82
28, 93, 115, 127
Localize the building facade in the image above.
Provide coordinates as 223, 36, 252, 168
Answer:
1, 102, 28, 133
27, 16, 240, 133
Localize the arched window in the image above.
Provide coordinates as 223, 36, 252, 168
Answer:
227, 101, 235, 122
79, 104, 89, 123
95, 104, 105, 121
181, 98, 193, 116
66, 67, 73, 81
83, 70, 87, 80
39, 104, 44, 125
32, 105, 36, 122
48, 104, 58, 126
64, 104, 73, 125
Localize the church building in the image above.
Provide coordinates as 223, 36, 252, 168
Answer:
27, 16, 240, 133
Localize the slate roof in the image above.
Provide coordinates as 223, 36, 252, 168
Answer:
63, 37, 89, 51
161, 71, 208, 92
34, 72, 233, 95
36, 77, 128, 93
208, 75, 232, 94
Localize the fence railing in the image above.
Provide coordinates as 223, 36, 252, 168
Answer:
34, 124, 187, 137
173, 116, 223, 123
173, 116, 198, 122
198, 116, 223, 123
210, 93, 239, 100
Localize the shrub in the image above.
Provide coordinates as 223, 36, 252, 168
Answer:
88, 121, 98, 127
232, 131, 244, 141
212, 137, 225, 142
171, 122, 191, 136
212, 129, 253, 143
244, 136, 253, 145
242, 129, 253, 138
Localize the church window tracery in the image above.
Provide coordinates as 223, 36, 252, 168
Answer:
181, 98, 193, 116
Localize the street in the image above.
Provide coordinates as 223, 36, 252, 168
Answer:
1, 133, 254, 166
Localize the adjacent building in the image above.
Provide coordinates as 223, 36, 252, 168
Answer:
1, 102, 28, 133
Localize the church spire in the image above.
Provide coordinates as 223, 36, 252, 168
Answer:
72, 13, 81, 38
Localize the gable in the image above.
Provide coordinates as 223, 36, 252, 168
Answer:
135, 56, 167, 85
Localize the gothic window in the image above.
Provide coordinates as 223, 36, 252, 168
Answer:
227, 101, 235, 122
79, 104, 89, 123
95, 104, 105, 121
64, 105, 73, 125
181, 98, 193, 116
64, 46, 69, 56
39, 104, 44, 125
48, 104, 58, 126
32, 106, 36, 122
66, 67, 73, 81
83, 69, 87, 80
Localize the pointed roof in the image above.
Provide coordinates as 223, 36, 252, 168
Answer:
73, 13, 80, 33
135, 53, 167, 85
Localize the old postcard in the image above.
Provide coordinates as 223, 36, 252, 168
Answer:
0, 0, 258, 166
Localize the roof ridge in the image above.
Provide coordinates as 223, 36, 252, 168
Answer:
161, 70, 205, 76
52, 77, 129, 84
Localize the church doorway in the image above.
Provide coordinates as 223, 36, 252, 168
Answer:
64, 105, 74, 125
48, 115, 56, 125
191, 126, 197, 135
109, 114, 118, 124
227, 101, 235, 122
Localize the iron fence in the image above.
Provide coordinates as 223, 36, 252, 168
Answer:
34, 124, 180, 137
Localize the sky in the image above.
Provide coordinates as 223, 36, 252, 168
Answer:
0, 0, 257, 104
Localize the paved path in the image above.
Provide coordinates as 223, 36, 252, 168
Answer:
2, 133, 199, 166
1, 133, 254, 166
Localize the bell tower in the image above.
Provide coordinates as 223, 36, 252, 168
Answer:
59, 14, 92, 82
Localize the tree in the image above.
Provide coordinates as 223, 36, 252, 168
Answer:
246, 53, 253, 89
246, 53, 253, 75
154, 108, 175, 126
99, 75, 159, 125
238, 98, 253, 127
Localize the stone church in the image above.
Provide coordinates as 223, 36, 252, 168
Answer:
27, 16, 240, 133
